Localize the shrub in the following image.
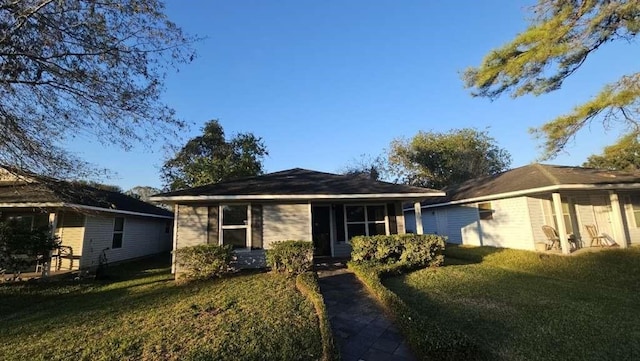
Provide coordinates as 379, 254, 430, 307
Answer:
351, 234, 445, 268
174, 244, 233, 280
266, 240, 313, 274
0, 221, 61, 272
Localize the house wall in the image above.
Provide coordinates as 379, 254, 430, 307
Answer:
475, 197, 535, 250
81, 214, 172, 269
262, 203, 311, 248
620, 192, 640, 245
56, 211, 86, 270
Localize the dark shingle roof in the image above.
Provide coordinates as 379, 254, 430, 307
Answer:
153, 168, 442, 200
0, 180, 173, 218
425, 163, 640, 206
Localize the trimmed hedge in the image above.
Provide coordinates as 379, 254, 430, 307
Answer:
266, 240, 313, 274
349, 262, 482, 360
174, 244, 233, 280
295, 272, 339, 361
351, 234, 445, 268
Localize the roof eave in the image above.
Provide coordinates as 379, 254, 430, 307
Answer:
404, 183, 640, 210
0, 202, 173, 219
150, 192, 446, 203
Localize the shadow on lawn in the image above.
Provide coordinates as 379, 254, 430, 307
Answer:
382, 245, 640, 360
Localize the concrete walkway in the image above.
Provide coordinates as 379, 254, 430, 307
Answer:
316, 260, 418, 361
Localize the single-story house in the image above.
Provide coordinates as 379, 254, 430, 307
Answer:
404, 164, 640, 254
0, 167, 173, 272
150, 168, 443, 273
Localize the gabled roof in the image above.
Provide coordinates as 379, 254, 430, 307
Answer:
419, 164, 640, 208
0, 168, 173, 219
151, 168, 444, 202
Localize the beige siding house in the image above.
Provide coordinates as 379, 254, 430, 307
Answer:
405, 164, 640, 254
0, 167, 173, 272
151, 168, 443, 275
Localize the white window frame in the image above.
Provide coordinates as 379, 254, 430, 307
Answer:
627, 195, 640, 228
219, 204, 252, 250
343, 204, 389, 242
112, 217, 125, 249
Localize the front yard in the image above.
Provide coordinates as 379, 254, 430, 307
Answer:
383, 246, 640, 360
0, 255, 323, 361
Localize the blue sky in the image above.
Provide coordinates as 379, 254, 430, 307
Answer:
66, 0, 639, 190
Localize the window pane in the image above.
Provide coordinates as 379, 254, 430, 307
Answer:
114, 217, 124, 232
222, 229, 247, 249
635, 211, 640, 227
223, 205, 247, 226
346, 206, 365, 222
368, 223, 386, 236
347, 224, 366, 240
112, 233, 123, 249
367, 206, 385, 222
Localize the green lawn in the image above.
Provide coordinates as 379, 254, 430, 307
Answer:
0, 256, 322, 361
383, 246, 640, 361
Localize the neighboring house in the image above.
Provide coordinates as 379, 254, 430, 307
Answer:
0, 167, 173, 271
150, 168, 443, 273
404, 164, 640, 254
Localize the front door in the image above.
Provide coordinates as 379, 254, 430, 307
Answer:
312, 206, 332, 256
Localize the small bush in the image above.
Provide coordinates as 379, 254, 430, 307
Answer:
266, 240, 313, 274
351, 234, 445, 268
174, 244, 233, 280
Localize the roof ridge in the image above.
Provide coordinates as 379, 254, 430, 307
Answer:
533, 163, 561, 185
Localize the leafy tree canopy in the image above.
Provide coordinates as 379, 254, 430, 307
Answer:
388, 128, 512, 189
161, 120, 268, 191
340, 154, 389, 181
0, 0, 195, 179
583, 133, 640, 171
463, 0, 639, 160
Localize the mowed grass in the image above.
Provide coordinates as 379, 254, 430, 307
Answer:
384, 246, 640, 360
0, 255, 322, 361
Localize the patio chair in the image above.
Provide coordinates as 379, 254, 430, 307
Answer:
542, 225, 577, 251
584, 224, 607, 247
542, 225, 560, 250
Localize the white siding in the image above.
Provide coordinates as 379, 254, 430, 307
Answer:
82, 215, 171, 268
442, 206, 481, 245
404, 210, 417, 233
263, 203, 311, 248
56, 212, 85, 270
475, 197, 535, 250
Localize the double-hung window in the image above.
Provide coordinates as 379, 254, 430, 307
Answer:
112, 217, 124, 249
345, 205, 387, 241
220, 205, 250, 249
629, 196, 640, 227
7, 215, 34, 230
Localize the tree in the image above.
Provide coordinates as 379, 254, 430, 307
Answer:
583, 133, 640, 171
126, 186, 162, 202
463, 0, 639, 160
388, 128, 512, 189
161, 120, 268, 190
0, 220, 60, 275
340, 154, 389, 181
0, 0, 195, 179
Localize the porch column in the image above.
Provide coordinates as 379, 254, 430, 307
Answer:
608, 191, 628, 248
171, 204, 179, 274
552, 193, 570, 254
48, 211, 58, 236
414, 201, 424, 235
45, 212, 59, 277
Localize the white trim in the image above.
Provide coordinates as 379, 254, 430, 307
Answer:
344, 204, 389, 240
219, 204, 251, 249
410, 183, 640, 210
150, 192, 445, 202
171, 204, 178, 274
